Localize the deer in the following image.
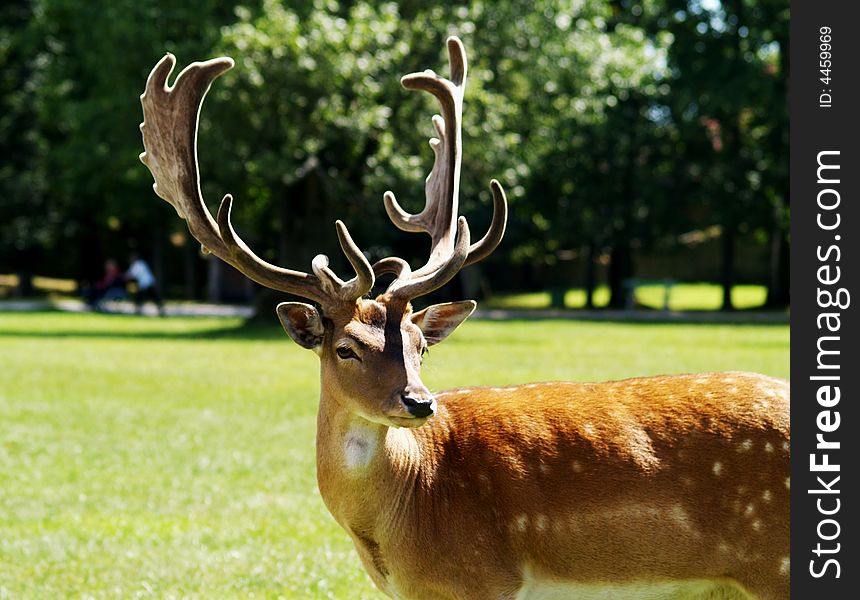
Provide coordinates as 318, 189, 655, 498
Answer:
140, 37, 789, 600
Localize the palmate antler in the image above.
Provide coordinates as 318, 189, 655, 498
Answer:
139, 37, 506, 310
377, 37, 507, 301
139, 55, 373, 308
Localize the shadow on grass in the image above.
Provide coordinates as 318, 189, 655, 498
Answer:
1, 309, 789, 343
0, 314, 286, 341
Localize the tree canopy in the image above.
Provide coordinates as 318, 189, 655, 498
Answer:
1, 0, 788, 309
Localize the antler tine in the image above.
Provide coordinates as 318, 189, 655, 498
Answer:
216, 196, 374, 304
464, 179, 508, 267
331, 220, 375, 300
215, 195, 326, 303
141, 53, 374, 308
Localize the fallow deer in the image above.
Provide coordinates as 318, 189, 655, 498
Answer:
140, 37, 789, 600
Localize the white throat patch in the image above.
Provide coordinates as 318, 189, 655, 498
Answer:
344, 422, 379, 471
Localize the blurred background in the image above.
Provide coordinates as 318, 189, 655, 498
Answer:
0, 0, 789, 314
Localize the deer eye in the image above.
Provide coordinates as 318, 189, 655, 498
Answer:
336, 346, 359, 360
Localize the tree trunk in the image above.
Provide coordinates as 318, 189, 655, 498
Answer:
584, 243, 597, 309
720, 222, 736, 311
152, 220, 165, 298
15, 269, 34, 297
207, 255, 222, 303
608, 242, 632, 309
183, 241, 198, 300
765, 225, 790, 308
278, 183, 292, 266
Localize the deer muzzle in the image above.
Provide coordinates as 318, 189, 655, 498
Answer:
400, 393, 437, 419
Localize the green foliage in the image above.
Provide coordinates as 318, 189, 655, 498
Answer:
0, 312, 788, 596
486, 282, 768, 310
0, 0, 50, 280
1, 0, 788, 306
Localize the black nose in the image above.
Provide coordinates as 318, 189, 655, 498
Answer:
401, 394, 435, 418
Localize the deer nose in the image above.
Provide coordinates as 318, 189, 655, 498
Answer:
401, 394, 436, 418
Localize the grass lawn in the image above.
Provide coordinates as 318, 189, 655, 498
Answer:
0, 312, 789, 598
486, 283, 769, 311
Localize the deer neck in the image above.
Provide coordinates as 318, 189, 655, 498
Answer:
315, 390, 423, 536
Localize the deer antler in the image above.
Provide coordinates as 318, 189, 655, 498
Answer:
378, 37, 507, 302
139, 53, 374, 307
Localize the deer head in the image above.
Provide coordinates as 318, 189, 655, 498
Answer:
139, 37, 507, 428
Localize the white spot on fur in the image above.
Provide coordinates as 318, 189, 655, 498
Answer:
712, 461, 723, 476
752, 519, 763, 531
764, 442, 774, 453
505, 455, 523, 470
738, 439, 753, 452
539, 464, 550, 474
515, 514, 528, 532
785, 477, 790, 490
782, 441, 790, 452
779, 557, 790, 575
535, 514, 548, 531
762, 490, 772, 503
572, 461, 584, 473
344, 423, 378, 470
668, 504, 692, 530
583, 423, 596, 436
744, 503, 755, 517
622, 426, 661, 471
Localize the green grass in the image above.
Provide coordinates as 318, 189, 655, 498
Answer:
486, 283, 769, 311
0, 312, 789, 598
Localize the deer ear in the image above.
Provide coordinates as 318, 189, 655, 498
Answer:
276, 302, 324, 351
411, 300, 477, 346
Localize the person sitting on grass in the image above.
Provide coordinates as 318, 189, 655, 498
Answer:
84, 259, 126, 311
126, 253, 164, 316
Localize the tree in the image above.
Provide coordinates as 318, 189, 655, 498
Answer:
0, 0, 49, 295
1, 0, 788, 309
22, 0, 245, 288
646, 0, 789, 310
